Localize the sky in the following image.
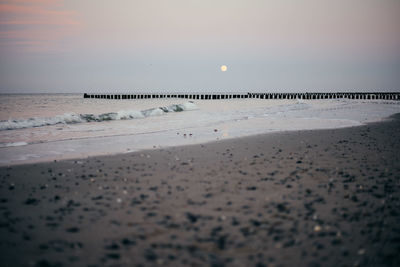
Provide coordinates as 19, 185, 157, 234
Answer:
0, 0, 399, 93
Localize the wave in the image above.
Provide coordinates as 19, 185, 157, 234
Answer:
0, 142, 28, 148
0, 102, 198, 131
260, 101, 310, 116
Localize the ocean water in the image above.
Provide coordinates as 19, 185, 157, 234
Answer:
1, 93, 399, 165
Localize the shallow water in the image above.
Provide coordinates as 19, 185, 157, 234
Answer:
0, 94, 399, 165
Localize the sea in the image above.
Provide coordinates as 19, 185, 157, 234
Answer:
1, 93, 399, 165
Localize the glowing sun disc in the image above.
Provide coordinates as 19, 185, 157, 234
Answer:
220, 65, 228, 72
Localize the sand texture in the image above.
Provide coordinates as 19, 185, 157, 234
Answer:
1, 114, 400, 267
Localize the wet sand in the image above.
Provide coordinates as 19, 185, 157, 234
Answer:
1, 115, 400, 267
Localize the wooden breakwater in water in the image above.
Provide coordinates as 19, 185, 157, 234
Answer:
83, 92, 400, 100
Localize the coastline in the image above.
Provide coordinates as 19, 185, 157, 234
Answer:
0, 114, 399, 266
0, 119, 363, 167
2, 98, 400, 167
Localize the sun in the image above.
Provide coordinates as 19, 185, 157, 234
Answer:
220, 65, 228, 72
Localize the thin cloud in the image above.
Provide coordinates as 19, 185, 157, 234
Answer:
0, 0, 79, 52
0, 19, 79, 25
0, 3, 73, 15
0, 0, 63, 3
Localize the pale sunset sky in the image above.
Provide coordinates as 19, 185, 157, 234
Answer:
0, 0, 399, 93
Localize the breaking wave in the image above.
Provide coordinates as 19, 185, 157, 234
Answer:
0, 102, 198, 131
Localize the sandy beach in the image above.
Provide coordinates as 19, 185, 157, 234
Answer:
1, 114, 399, 267
2, 0, 400, 266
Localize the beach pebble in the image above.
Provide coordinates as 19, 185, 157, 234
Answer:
145, 249, 158, 261
186, 212, 199, 223
106, 253, 120, 259
314, 225, 322, 232
66, 227, 79, 233
122, 238, 136, 246
24, 198, 40, 205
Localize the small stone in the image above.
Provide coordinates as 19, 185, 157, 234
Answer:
145, 249, 157, 261
314, 225, 322, 232
24, 198, 39, 205
357, 248, 365, 255
246, 186, 257, 191
186, 212, 199, 223
122, 238, 136, 246
106, 253, 120, 259
105, 243, 120, 250
66, 227, 79, 233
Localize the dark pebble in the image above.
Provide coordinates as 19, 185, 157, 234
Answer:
186, 212, 199, 223
66, 227, 79, 233
24, 198, 40, 205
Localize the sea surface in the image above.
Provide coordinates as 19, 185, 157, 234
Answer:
1, 93, 399, 165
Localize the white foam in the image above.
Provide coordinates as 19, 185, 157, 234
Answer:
142, 108, 165, 117
0, 113, 82, 130
0, 102, 198, 131
181, 101, 198, 111
116, 110, 145, 120
0, 142, 28, 148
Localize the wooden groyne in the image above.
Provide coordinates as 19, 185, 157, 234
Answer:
83, 92, 400, 100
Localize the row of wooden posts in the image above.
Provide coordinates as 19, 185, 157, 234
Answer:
84, 92, 400, 100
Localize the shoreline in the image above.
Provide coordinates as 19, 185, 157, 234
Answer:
0, 116, 385, 167
0, 114, 399, 266
1, 98, 400, 167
